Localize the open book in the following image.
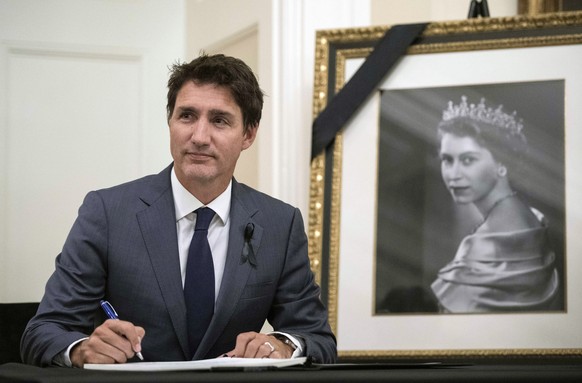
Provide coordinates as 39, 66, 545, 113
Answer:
84, 356, 308, 371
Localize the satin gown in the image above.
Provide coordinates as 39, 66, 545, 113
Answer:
431, 210, 559, 313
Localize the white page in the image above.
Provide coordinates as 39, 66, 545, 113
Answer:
84, 357, 307, 371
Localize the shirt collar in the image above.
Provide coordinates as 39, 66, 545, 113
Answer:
171, 167, 231, 225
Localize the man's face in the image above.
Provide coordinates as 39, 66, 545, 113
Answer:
169, 81, 256, 199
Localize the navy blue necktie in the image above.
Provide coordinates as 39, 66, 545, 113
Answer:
184, 207, 215, 358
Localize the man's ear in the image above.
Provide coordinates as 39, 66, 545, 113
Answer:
242, 125, 258, 150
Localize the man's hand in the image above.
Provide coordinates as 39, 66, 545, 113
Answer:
70, 319, 145, 368
223, 331, 294, 359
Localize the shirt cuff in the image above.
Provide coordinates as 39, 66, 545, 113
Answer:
269, 331, 304, 358
54, 337, 88, 367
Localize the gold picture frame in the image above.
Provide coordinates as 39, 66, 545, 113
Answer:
308, 11, 582, 361
519, 0, 582, 15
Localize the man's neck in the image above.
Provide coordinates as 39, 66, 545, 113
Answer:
174, 172, 230, 206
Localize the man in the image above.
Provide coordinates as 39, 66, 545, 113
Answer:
21, 54, 337, 367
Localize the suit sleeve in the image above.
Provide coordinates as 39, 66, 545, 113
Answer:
20, 191, 108, 366
267, 208, 337, 363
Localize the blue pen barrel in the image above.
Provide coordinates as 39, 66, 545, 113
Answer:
100, 300, 119, 319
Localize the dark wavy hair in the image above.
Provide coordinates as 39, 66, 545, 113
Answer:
166, 54, 264, 133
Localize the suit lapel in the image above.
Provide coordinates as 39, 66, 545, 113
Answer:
194, 181, 264, 358
136, 165, 190, 359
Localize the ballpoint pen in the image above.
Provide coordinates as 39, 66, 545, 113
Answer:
100, 300, 144, 360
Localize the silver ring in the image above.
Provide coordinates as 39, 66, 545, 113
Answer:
264, 341, 275, 353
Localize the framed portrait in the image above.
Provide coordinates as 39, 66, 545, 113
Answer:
308, 11, 582, 360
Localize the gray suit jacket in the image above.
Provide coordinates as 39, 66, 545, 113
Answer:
21, 165, 336, 366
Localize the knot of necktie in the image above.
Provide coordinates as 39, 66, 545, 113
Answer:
195, 207, 215, 231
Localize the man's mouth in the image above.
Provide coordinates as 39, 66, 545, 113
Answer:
186, 152, 213, 161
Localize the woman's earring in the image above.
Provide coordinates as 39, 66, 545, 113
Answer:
498, 165, 507, 177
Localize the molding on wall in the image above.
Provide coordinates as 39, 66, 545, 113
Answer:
203, 24, 259, 55
269, 0, 370, 214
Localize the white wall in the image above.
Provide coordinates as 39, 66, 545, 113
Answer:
0, 0, 184, 302
371, 0, 517, 24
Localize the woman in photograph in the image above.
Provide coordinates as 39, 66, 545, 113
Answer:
430, 96, 559, 313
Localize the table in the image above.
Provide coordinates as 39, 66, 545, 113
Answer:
2, 362, 582, 383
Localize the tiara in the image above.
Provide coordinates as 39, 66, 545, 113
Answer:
442, 96, 524, 134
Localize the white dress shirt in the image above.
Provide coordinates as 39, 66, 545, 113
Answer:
171, 168, 230, 304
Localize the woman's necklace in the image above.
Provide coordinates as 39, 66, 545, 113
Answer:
472, 191, 517, 233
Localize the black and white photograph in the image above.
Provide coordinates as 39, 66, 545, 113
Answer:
374, 81, 565, 315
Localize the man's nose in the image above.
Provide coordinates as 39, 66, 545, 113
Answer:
190, 120, 211, 144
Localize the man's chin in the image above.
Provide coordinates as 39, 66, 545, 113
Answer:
186, 172, 215, 183
176, 166, 214, 183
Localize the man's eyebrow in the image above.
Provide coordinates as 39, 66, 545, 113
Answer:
176, 106, 197, 113
209, 109, 235, 118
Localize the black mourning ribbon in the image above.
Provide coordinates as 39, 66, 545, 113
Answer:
310, 23, 428, 159
241, 223, 257, 267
